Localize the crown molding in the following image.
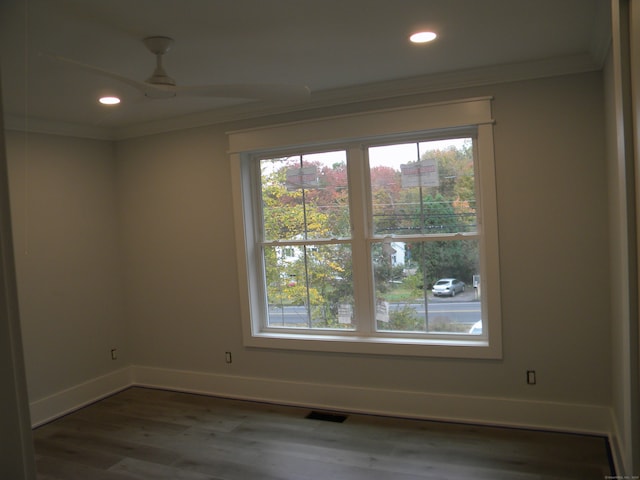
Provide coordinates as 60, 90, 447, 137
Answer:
3, 114, 116, 141
5, 53, 602, 142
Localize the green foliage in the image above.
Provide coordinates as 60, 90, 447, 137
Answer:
372, 243, 406, 293
261, 177, 331, 241
409, 239, 479, 287
377, 305, 426, 332
403, 272, 425, 292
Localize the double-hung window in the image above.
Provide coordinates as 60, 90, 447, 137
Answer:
230, 98, 501, 358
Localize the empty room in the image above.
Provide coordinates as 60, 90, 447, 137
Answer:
1, 0, 638, 478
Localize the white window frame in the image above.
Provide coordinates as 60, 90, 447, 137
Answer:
229, 98, 501, 359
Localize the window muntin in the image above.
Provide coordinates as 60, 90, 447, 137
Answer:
264, 243, 354, 329
368, 139, 477, 236
259, 150, 354, 330
260, 150, 349, 242
372, 238, 481, 334
367, 138, 481, 336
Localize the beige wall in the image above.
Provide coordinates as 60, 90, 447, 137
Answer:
116, 72, 610, 406
6, 132, 127, 401
116, 128, 235, 372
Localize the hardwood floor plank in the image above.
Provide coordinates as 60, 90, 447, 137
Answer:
32, 387, 614, 479
173, 448, 433, 480
109, 458, 220, 480
34, 436, 121, 470
36, 427, 183, 467
36, 455, 141, 480
170, 428, 525, 480
96, 395, 249, 433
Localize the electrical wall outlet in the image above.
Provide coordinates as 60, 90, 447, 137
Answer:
111, 348, 118, 360
526, 370, 536, 385
225, 351, 232, 364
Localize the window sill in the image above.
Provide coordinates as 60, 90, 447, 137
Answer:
244, 331, 501, 359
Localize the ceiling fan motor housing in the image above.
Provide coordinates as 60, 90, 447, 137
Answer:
143, 36, 176, 86
143, 36, 173, 55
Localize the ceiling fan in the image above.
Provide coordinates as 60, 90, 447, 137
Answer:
45, 36, 311, 102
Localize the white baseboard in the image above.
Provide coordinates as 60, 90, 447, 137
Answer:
29, 367, 133, 427
608, 413, 630, 476
29, 365, 618, 468
131, 365, 613, 437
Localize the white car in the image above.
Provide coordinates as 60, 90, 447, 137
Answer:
468, 320, 482, 335
432, 278, 465, 297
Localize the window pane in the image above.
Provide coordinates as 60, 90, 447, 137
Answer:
260, 151, 350, 242
264, 243, 354, 329
372, 239, 482, 334
368, 139, 476, 236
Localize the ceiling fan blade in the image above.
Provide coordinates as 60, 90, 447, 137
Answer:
41, 51, 309, 103
41, 52, 152, 95
177, 83, 311, 102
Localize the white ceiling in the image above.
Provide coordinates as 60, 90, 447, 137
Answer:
1, 0, 610, 139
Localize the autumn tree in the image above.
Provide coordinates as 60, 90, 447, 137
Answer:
260, 158, 353, 327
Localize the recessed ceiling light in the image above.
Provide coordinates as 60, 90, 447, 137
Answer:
99, 96, 121, 105
410, 31, 437, 44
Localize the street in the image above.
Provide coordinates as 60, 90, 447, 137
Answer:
268, 299, 481, 328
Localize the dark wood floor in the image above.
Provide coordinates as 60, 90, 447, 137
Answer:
33, 387, 613, 479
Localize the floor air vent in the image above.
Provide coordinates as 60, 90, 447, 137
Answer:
305, 411, 348, 423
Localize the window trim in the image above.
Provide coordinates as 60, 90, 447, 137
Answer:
229, 98, 501, 359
